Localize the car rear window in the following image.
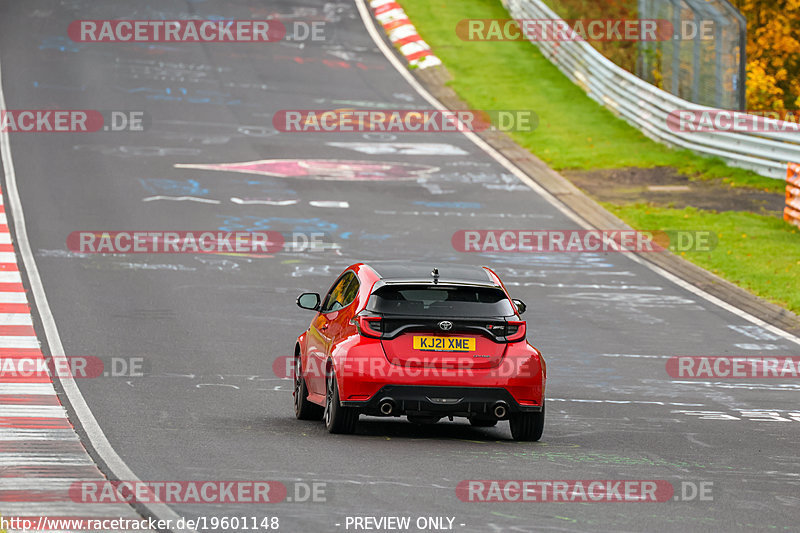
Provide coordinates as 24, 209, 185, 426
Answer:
366, 284, 515, 317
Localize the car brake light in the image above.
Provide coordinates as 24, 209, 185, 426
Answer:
353, 316, 383, 338
506, 321, 526, 342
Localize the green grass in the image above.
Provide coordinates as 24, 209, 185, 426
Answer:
400, 0, 784, 193
400, 0, 800, 312
605, 204, 800, 313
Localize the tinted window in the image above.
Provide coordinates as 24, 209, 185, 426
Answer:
320, 272, 359, 313
367, 284, 515, 317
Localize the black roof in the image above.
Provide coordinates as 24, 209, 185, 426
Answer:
366, 262, 496, 286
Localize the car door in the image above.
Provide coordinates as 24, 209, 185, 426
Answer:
306, 272, 354, 394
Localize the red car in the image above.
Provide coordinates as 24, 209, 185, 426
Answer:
293, 263, 546, 440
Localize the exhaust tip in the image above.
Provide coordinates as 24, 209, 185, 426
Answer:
379, 398, 396, 415
493, 401, 509, 419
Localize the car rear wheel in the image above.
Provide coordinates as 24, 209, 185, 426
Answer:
469, 417, 498, 428
324, 369, 358, 434
509, 403, 545, 441
294, 356, 323, 420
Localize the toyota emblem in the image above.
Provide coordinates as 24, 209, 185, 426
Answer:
438, 321, 453, 331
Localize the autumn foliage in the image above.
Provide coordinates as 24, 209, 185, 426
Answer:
545, 0, 800, 112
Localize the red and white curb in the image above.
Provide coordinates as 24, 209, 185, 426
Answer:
0, 188, 141, 530
369, 0, 442, 69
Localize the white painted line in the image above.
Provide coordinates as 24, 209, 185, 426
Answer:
0, 251, 18, 263
354, 0, 800, 348
328, 141, 468, 155
0, 313, 33, 325
0, 270, 21, 282
0, 478, 85, 489
1, 502, 140, 518
0, 336, 39, 347
399, 41, 431, 56
0, 291, 28, 302
600, 353, 674, 359
0, 428, 78, 440
0, 382, 57, 395
0, 454, 94, 466
0, 54, 188, 532
388, 26, 419, 42
0, 405, 66, 417
230, 197, 298, 206
142, 195, 220, 204
309, 200, 350, 208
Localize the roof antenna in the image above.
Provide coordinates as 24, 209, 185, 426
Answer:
431, 268, 439, 284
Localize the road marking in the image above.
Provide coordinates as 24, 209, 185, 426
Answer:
142, 195, 221, 204
354, 0, 800, 348
0, 336, 39, 348
0, 55, 185, 530
369, 0, 441, 69
0, 291, 28, 302
327, 142, 469, 155
0, 405, 66, 417
0, 313, 33, 325
231, 197, 298, 206
309, 200, 350, 208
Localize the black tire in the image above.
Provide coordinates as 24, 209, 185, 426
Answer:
469, 417, 498, 428
324, 368, 358, 434
294, 356, 323, 420
509, 403, 545, 441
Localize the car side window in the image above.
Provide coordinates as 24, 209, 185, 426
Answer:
339, 274, 360, 310
320, 272, 359, 313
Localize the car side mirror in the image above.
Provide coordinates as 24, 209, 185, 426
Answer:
297, 292, 321, 311
512, 299, 526, 315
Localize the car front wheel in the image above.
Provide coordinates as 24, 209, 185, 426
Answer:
324, 368, 358, 434
294, 356, 324, 421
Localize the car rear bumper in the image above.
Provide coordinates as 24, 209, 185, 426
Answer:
341, 384, 543, 417
330, 338, 545, 409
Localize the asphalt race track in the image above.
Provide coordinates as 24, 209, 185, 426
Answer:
1, 1, 800, 532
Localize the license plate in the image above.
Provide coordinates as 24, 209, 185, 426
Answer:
413, 336, 475, 352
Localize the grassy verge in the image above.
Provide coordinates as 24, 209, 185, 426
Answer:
400, 0, 783, 193
400, 0, 800, 313
605, 205, 800, 313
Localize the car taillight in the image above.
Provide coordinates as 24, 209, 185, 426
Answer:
353, 316, 383, 338
506, 321, 526, 342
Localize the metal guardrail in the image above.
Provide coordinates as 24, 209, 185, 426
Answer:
502, 0, 800, 180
